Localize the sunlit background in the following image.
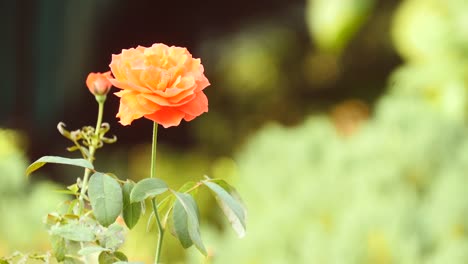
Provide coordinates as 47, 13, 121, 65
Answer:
2, 0, 468, 263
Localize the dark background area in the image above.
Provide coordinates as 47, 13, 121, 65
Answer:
1, 0, 400, 163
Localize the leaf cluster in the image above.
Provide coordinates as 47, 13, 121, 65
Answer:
24, 148, 246, 262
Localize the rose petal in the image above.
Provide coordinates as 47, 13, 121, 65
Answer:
116, 91, 154, 125
144, 108, 185, 128
183, 114, 196, 122
110, 78, 150, 93
178, 92, 208, 116
117, 102, 141, 126
195, 74, 210, 92
136, 94, 162, 112
139, 93, 170, 106
167, 88, 196, 104
139, 67, 164, 91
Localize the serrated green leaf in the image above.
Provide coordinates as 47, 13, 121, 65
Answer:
207, 178, 246, 207
172, 191, 206, 255
98, 251, 127, 264
64, 256, 83, 264
26, 156, 94, 176
100, 223, 125, 251
178, 181, 199, 193
105, 172, 121, 181
203, 181, 247, 238
67, 183, 79, 194
140, 197, 146, 214
158, 195, 176, 229
55, 183, 80, 195
161, 181, 199, 233
122, 181, 142, 229
147, 194, 175, 232
88, 172, 123, 227
114, 252, 128, 262
54, 189, 77, 195
66, 199, 80, 214
146, 211, 156, 232
173, 198, 193, 248
51, 222, 95, 242
98, 252, 116, 264
78, 246, 107, 256
45, 213, 61, 227
63, 214, 80, 221
130, 178, 168, 203
50, 235, 66, 261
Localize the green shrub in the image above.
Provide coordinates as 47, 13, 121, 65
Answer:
188, 95, 468, 263
0, 130, 64, 254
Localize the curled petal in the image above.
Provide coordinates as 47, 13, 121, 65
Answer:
144, 108, 186, 128
178, 92, 208, 117
116, 91, 155, 125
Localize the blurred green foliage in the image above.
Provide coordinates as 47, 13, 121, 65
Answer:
187, 0, 468, 263
306, 0, 375, 54
0, 130, 64, 255
391, 0, 468, 121
189, 96, 468, 264
392, 0, 468, 62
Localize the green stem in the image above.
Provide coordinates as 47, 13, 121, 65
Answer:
78, 96, 105, 264
150, 122, 165, 264
94, 97, 105, 133
151, 122, 158, 179
79, 96, 105, 201
152, 198, 165, 263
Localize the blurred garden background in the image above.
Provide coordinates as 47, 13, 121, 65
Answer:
3, 0, 468, 263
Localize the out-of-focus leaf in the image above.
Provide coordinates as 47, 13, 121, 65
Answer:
88, 172, 123, 227
208, 178, 246, 209
306, 0, 375, 53
130, 178, 168, 203
51, 235, 66, 262
156, 195, 175, 230
179, 181, 199, 193
78, 246, 107, 256
122, 181, 141, 229
26, 156, 94, 176
98, 251, 127, 264
50, 222, 95, 242
100, 223, 125, 251
173, 191, 206, 255
392, 0, 453, 61
173, 197, 193, 248
203, 181, 246, 238
64, 257, 82, 264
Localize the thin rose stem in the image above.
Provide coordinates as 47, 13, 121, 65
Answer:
79, 95, 105, 201
150, 122, 165, 264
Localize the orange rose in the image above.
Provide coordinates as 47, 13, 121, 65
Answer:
109, 43, 210, 128
86, 71, 113, 96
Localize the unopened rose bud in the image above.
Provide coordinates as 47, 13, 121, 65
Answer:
86, 71, 113, 96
